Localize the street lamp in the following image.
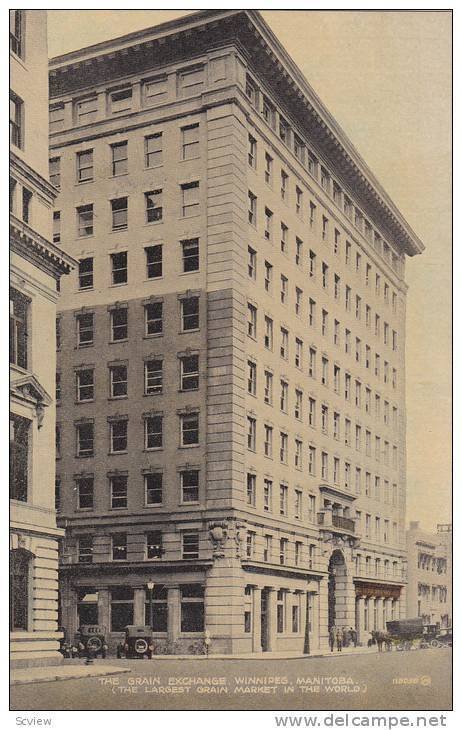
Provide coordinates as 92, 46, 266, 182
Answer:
147, 581, 154, 630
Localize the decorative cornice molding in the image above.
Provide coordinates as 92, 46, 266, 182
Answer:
10, 214, 76, 279
10, 151, 58, 201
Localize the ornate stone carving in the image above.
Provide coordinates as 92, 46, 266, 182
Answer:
208, 521, 228, 558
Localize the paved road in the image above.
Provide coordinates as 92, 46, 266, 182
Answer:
11, 648, 451, 712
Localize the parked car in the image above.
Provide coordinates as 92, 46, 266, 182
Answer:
437, 627, 452, 647
74, 624, 108, 658
117, 625, 154, 659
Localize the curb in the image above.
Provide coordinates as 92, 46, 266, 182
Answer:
11, 667, 131, 686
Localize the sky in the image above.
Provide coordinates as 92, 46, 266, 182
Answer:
47, 9, 452, 532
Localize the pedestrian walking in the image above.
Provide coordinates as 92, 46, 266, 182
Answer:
350, 627, 358, 647
342, 626, 349, 647
336, 628, 343, 652
329, 625, 336, 652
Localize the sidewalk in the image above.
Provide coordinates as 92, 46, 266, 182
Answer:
148, 645, 378, 660
11, 663, 131, 686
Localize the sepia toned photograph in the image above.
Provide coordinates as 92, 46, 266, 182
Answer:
9, 7, 452, 715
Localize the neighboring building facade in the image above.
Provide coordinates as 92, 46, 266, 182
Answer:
10, 10, 75, 666
406, 522, 451, 628
49, 9, 424, 654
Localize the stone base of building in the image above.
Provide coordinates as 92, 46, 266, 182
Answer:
10, 632, 64, 668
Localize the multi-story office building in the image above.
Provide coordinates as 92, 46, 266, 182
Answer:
10, 9, 75, 666
406, 522, 451, 628
50, 9, 424, 654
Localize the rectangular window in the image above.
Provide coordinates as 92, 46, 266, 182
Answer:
111, 308, 128, 341
181, 470, 199, 503
279, 116, 289, 144
145, 302, 163, 336
280, 275, 288, 304
144, 76, 167, 105
77, 312, 94, 347
52, 211, 61, 244
264, 371, 273, 405
110, 420, 128, 453
280, 222, 288, 253
49, 157, 61, 188
10, 93, 23, 148
280, 328, 288, 360
181, 297, 199, 331
145, 189, 163, 223
110, 87, 132, 114
181, 238, 199, 272
111, 251, 127, 285
9, 289, 28, 370
146, 531, 163, 560
10, 10, 23, 56
145, 415, 163, 449
77, 204, 93, 237
321, 452, 328, 480
248, 247, 256, 279
76, 369, 94, 402
181, 181, 199, 217
246, 473, 256, 507
280, 170, 288, 200
182, 533, 200, 560
294, 136, 305, 163
248, 191, 257, 225
78, 536, 93, 564
280, 432, 288, 464
76, 478, 94, 510
308, 446, 316, 475
145, 245, 162, 279
181, 355, 199, 391
111, 197, 128, 230
247, 303, 257, 338
180, 584, 204, 631
78, 257, 93, 290
280, 379, 288, 412
76, 422, 94, 457
145, 133, 162, 168
264, 207, 273, 241
110, 474, 128, 507
262, 96, 275, 127
76, 149, 93, 183
248, 134, 257, 168
145, 473, 162, 505
264, 424, 273, 457
76, 96, 97, 125
263, 481, 272, 512
49, 104, 65, 132
247, 360, 257, 396
264, 152, 273, 185
145, 359, 163, 395
279, 485, 288, 516
109, 364, 127, 398
179, 65, 205, 96
181, 124, 200, 160
247, 417, 256, 451
181, 413, 199, 446
9, 414, 29, 502
112, 534, 127, 561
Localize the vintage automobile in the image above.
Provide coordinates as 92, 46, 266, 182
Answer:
74, 624, 108, 658
117, 625, 154, 659
436, 627, 452, 647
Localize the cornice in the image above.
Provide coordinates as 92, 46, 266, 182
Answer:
10, 151, 58, 201
10, 214, 77, 279
48, 9, 424, 258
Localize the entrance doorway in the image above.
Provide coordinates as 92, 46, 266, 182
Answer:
261, 589, 269, 651
328, 549, 348, 629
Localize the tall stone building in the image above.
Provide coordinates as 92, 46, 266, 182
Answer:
10, 9, 75, 666
49, 9, 424, 654
406, 522, 451, 628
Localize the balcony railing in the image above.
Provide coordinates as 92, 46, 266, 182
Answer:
317, 511, 355, 534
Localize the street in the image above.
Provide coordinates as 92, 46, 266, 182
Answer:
10, 648, 451, 711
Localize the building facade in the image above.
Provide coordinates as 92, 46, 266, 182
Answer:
406, 522, 451, 628
49, 9, 424, 654
10, 10, 75, 667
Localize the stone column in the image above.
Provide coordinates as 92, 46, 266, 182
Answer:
134, 588, 146, 626
252, 586, 262, 653
63, 100, 73, 129
131, 81, 142, 112
310, 591, 320, 651
357, 596, 365, 644
376, 597, 384, 630
167, 585, 180, 645
63, 581, 79, 640
97, 588, 110, 631
266, 588, 277, 652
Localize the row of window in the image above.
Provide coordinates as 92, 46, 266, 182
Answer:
63, 470, 200, 511
66, 411, 200, 458
246, 409, 399, 469
75, 530, 201, 563
246, 357, 399, 432
247, 305, 399, 393
417, 552, 448, 573
76, 584, 204, 634
56, 182, 200, 244
50, 125, 200, 190
245, 471, 399, 518
57, 296, 200, 351
50, 64, 207, 131
58, 356, 199, 404
245, 72, 403, 277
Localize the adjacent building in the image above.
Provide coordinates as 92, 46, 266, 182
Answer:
406, 522, 451, 628
49, 9, 424, 654
10, 9, 75, 666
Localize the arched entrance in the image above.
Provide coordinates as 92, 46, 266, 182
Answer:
328, 549, 348, 629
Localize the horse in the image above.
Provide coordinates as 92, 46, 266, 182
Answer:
371, 630, 391, 652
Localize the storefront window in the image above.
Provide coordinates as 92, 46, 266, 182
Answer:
77, 587, 98, 626
111, 586, 134, 631
10, 549, 31, 630
145, 585, 168, 632
180, 584, 204, 633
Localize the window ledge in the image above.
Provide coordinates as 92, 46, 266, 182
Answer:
179, 444, 200, 450
143, 333, 163, 340
74, 400, 95, 405
109, 339, 129, 345
179, 329, 200, 335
